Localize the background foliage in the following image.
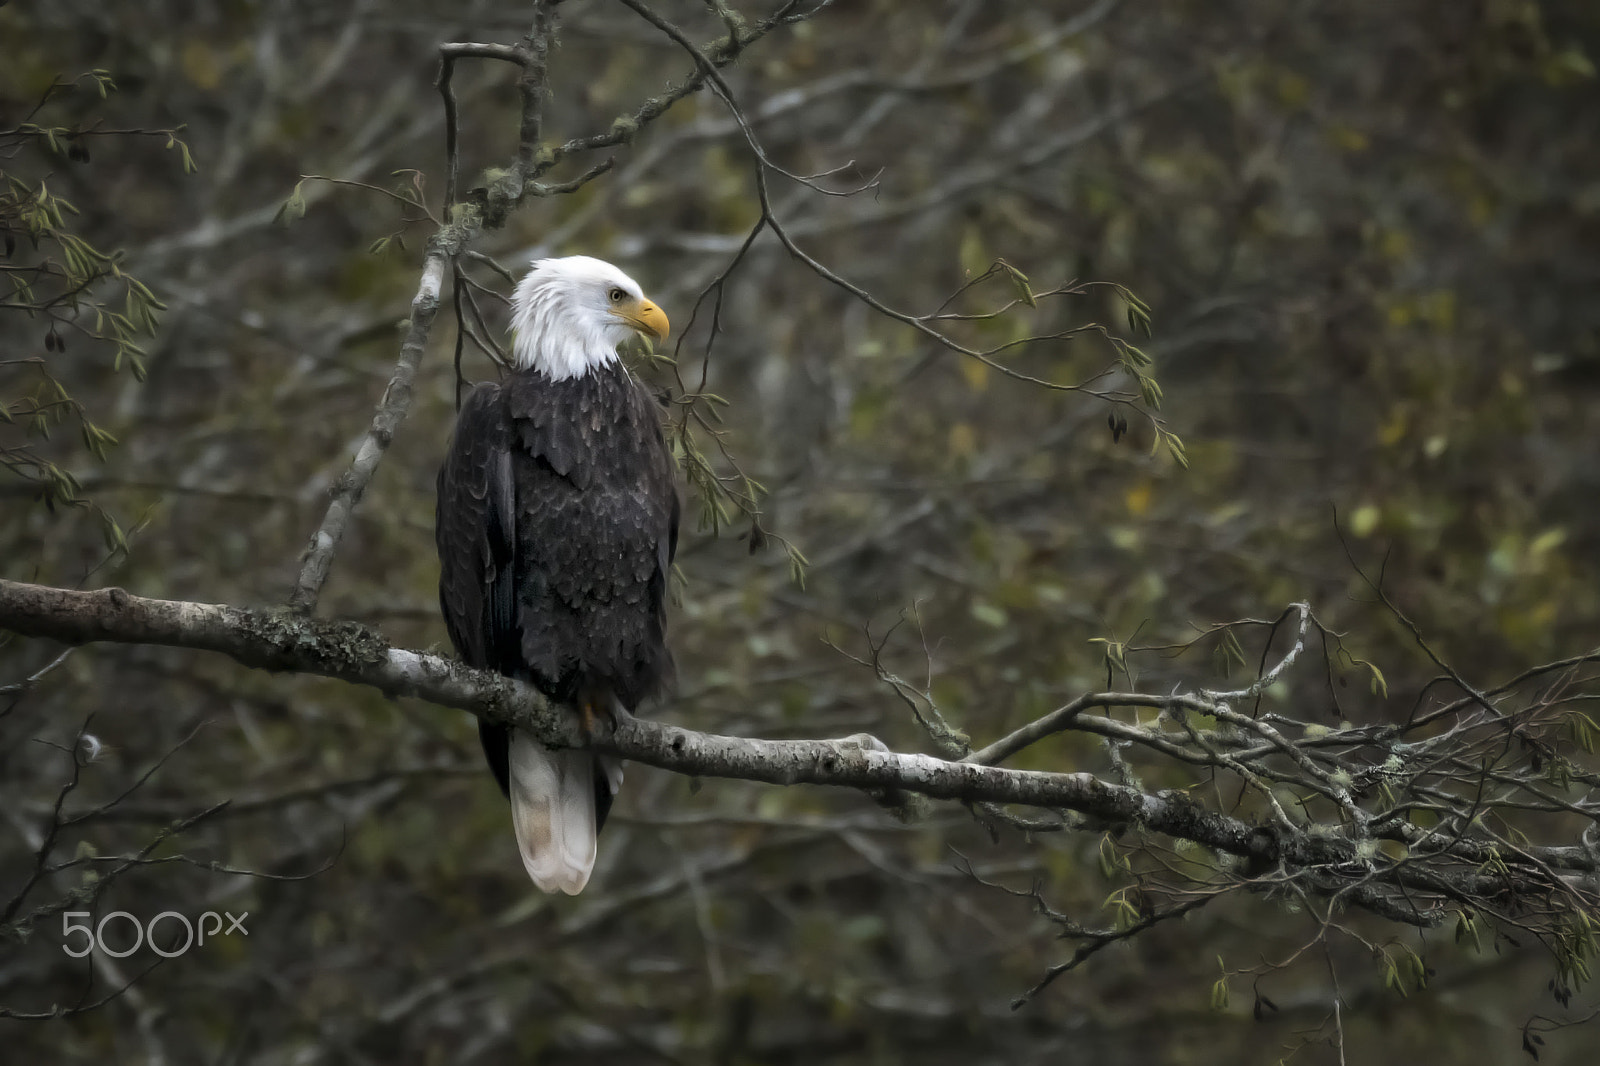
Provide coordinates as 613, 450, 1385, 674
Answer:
3, 1, 1599, 1062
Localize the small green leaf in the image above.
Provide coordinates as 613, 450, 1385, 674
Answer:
1161, 429, 1189, 469
998, 259, 1036, 307
1137, 372, 1163, 410
275, 179, 308, 226
1570, 713, 1598, 754
1210, 975, 1230, 1012
101, 513, 127, 554
1089, 636, 1128, 676
787, 543, 808, 587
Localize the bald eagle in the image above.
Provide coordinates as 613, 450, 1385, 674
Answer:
436, 256, 678, 894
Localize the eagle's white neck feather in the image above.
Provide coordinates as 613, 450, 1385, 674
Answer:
508, 256, 645, 381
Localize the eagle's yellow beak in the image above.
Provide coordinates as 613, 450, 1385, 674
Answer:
616, 297, 670, 342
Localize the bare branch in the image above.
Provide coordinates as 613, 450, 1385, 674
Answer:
4, 576, 1598, 934
286, 249, 447, 614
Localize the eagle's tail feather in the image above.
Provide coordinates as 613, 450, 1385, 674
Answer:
507, 730, 597, 895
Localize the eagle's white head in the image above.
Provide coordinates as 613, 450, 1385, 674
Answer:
508, 255, 670, 380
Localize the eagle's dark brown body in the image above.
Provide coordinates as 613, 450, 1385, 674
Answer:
436, 360, 678, 847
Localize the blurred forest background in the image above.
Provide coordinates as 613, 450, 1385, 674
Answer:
4, 0, 1600, 1063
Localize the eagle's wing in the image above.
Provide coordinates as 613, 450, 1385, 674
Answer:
436, 383, 517, 794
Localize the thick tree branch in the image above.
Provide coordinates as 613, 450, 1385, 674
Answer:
4, 577, 1596, 933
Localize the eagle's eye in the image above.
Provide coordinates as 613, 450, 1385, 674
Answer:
608, 288, 626, 304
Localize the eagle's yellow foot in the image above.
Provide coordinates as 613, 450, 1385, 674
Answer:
577, 697, 617, 738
